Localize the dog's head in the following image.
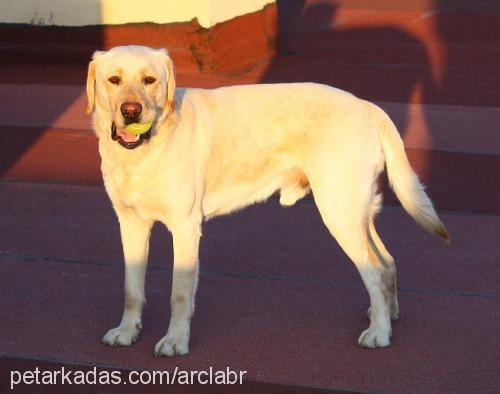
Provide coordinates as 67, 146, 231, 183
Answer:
86, 45, 176, 149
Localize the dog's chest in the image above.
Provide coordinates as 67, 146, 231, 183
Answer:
105, 167, 171, 221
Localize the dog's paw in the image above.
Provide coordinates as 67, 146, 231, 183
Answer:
358, 327, 391, 348
154, 331, 189, 357
102, 324, 141, 347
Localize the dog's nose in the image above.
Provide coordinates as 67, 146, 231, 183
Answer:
120, 102, 142, 120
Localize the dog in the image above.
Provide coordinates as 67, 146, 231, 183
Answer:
86, 45, 448, 356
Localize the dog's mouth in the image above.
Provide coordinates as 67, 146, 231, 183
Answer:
111, 122, 152, 149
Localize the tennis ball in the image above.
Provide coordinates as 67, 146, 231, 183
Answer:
125, 122, 152, 135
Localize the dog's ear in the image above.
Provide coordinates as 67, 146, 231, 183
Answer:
86, 51, 105, 114
157, 48, 176, 113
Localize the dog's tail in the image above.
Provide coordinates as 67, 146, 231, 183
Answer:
368, 102, 449, 242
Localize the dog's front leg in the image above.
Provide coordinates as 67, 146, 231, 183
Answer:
102, 210, 152, 346
155, 218, 201, 357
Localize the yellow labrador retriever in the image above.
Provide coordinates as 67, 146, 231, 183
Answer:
86, 45, 448, 356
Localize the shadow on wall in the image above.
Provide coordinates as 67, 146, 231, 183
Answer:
260, 0, 437, 204
260, 0, 500, 213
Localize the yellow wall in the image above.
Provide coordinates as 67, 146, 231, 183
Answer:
2, 0, 273, 28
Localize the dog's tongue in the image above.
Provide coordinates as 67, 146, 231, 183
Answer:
116, 127, 139, 143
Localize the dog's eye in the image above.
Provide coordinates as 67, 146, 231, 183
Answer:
108, 76, 121, 85
144, 76, 156, 85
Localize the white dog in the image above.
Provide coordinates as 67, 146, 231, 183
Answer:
86, 45, 448, 356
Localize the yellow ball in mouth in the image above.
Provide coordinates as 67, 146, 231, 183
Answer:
125, 122, 152, 135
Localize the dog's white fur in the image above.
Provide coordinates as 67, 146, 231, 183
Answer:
87, 45, 448, 356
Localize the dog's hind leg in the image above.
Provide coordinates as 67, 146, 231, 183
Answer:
367, 197, 399, 321
102, 211, 153, 346
307, 161, 392, 348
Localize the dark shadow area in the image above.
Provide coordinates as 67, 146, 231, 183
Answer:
263, 0, 436, 104
261, 0, 436, 206
424, 0, 500, 214
432, 0, 500, 106
260, 0, 500, 214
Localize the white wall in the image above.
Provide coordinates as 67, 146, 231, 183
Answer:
1, 0, 273, 28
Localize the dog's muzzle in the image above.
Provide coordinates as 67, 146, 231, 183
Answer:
111, 122, 152, 150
